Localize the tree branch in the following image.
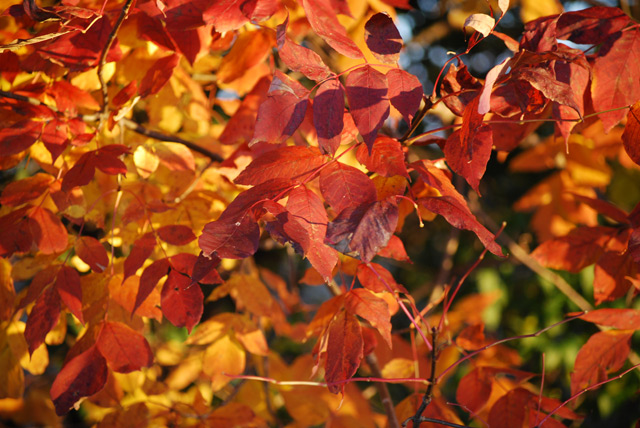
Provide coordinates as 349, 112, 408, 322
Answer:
98, 0, 135, 117
365, 353, 400, 428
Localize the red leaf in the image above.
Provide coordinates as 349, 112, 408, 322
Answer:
556, 7, 630, 44
356, 262, 407, 293
593, 251, 634, 303
61, 145, 129, 191
251, 74, 309, 144
570, 330, 632, 395
344, 288, 391, 347
199, 214, 260, 259
138, 53, 180, 98
456, 366, 493, 413
356, 136, 408, 178
41, 120, 69, 160
552, 51, 589, 143
531, 226, 613, 272
55, 266, 84, 325
235, 146, 325, 186
386, 68, 423, 125
571, 194, 630, 225
319, 161, 377, 213
488, 388, 532, 428
313, 78, 346, 155
325, 310, 364, 394
24, 285, 60, 355
157, 225, 197, 246
75, 236, 109, 273
285, 186, 338, 282
161, 269, 204, 333
97, 321, 153, 373
123, 232, 156, 283
591, 28, 640, 132
276, 16, 333, 81
134, 258, 170, 315
0, 119, 41, 156
412, 160, 503, 256
444, 97, 492, 193
28, 206, 68, 254
326, 198, 399, 262
345, 65, 389, 151
516, 67, 582, 119
364, 13, 402, 64
93, 145, 129, 175
50, 345, 108, 415
0, 173, 54, 206
377, 235, 411, 262
0, 207, 32, 257
301, 0, 363, 59
219, 77, 270, 145
61, 152, 96, 192
170, 252, 223, 285
579, 309, 640, 330
623, 101, 640, 166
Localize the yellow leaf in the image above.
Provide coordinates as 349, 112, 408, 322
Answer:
0, 258, 15, 322
381, 358, 415, 379
203, 334, 246, 392
133, 145, 160, 178
520, 0, 562, 22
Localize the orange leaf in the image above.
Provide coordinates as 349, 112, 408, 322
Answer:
570, 329, 633, 394
28, 206, 68, 254
0, 173, 54, 206
96, 321, 153, 373
55, 266, 84, 325
344, 288, 392, 348
579, 308, 640, 330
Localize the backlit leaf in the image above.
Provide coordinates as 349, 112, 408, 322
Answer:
0, 173, 54, 206
488, 388, 531, 428
24, 285, 61, 355
123, 233, 156, 283
345, 66, 390, 151
301, 0, 363, 59
199, 214, 260, 259
356, 262, 407, 293
319, 162, 377, 213
570, 330, 632, 394
464, 14, 495, 38
0, 120, 42, 156
364, 13, 402, 64
96, 321, 153, 373
344, 288, 392, 347
356, 136, 408, 178
161, 269, 204, 333
134, 258, 170, 315
591, 28, 640, 132
50, 345, 108, 415
325, 310, 363, 394
276, 16, 333, 81
579, 309, 640, 330
28, 206, 68, 255
386, 68, 423, 125
235, 146, 325, 186
138, 54, 180, 98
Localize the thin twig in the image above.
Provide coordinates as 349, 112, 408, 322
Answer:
366, 353, 401, 428
406, 327, 438, 428
97, 0, 135, 117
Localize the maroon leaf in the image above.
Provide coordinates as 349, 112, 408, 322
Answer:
301, 0, 363, 59
75, 236, 109, 273
199, 213, 261, 259
556, 7, 630, 44
235, 146, 325, 186
24, 285, 60, 355
161, 269, 204, 333
50, 345, 108, 415
386, 68, 423, 125
326, 198, 399, 262
364, 13, 402, 64
345, 65, 390, 151
356, 136, 408, 178
314, 78, 346, 155
134, 258, 170, 315
157, 225, 197, 246
319, 162, 377, 213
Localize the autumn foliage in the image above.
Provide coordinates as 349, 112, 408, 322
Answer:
1, 0, 640, 426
